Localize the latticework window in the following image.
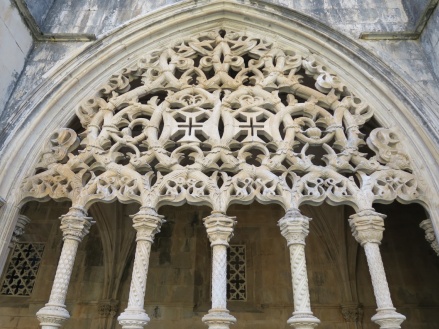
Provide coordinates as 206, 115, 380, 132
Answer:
1, 243, 45, 296
227, 245, 246, 301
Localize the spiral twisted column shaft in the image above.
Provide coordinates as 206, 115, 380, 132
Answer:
349, 210, 405, 329
36, 207, 92, 329
278, 209, 320, 329
118, 207, 165, 329
202, 212, 237, 329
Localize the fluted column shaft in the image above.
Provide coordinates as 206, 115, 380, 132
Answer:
278, 209, 320, 329
202, 212, 237, 329
36, 207, 92, 329
118, 207, 164, 329
349, 210, 405, 329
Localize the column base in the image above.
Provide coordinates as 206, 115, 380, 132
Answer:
202, 309, 237, 329
287, 312, 320, 329
117, 309, 150, 329
36, 304, 70, 329
371, 308, 406, 329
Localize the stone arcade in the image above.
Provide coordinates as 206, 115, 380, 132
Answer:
1, 2, 439, 329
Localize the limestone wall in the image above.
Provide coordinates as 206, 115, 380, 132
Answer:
23, 0, 55, 28
422, 5, 439, 85
0, 0, 32, 115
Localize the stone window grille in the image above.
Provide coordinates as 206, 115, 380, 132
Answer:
227, 244, 247, 301
1, 242, 45, 296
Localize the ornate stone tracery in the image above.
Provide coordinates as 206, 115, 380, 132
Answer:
21, 28, 423, 214
19, 28, 427, 329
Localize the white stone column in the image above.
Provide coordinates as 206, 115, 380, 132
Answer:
118, 207, 165, 329
202, 212, 237, 329
349, 210, 405, 329
36, 207, 92, 329
278, 209, 320, 329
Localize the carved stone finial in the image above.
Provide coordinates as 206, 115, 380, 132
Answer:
278, 208, 311, 246
131, 207, 165, 242
60, 207, 93, 242
349, 210, 386, 246
420, 219, 439, 256
203, 212, 236, 247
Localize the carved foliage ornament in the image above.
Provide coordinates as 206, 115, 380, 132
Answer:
21, 29, 423, 212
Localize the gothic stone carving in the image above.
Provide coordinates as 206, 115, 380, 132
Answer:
9, 214, 30, 247
20, 28, 426, 329
420, 219, 439, 256
20, 29, 423, 215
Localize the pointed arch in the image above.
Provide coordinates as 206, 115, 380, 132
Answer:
0, 0, 437, 273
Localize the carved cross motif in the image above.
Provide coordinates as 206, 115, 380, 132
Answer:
175, 115, 205, 143
236, 115, 266, 143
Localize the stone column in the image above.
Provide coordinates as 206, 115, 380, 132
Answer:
349, 210, 405, 329
278, 208, 320, 329
36, 207, 92, 329
202, 212, 237, 329
118, 207, 165, 329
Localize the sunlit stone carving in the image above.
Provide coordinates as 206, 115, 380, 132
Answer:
20, 29, 425, 329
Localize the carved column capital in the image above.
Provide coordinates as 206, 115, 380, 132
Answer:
60, 207, 93, 242
203, 212, 236, 247
98, 299, 119, 317
341, 303, 363, 323
131, 207, 165, 242
420, 219, 439, 256
278, 208, 311, 246
349, 210, 385, 246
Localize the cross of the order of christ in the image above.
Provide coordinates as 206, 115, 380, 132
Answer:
177, 116, 205, 142
238, 116, 266, 142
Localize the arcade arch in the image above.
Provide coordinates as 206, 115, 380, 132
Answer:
13, 27, 431, 329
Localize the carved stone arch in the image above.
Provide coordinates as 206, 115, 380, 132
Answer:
0, 0, 437, 293
17, 27, 425, 215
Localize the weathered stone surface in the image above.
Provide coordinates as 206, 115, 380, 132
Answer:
0, 0, 32, 116
0, 2, 438, 329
